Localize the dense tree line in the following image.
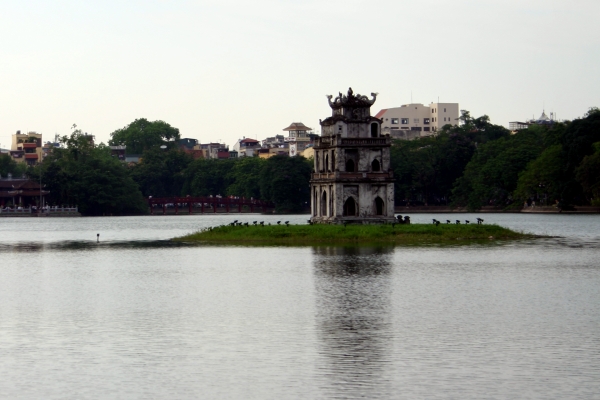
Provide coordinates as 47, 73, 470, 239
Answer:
392, 107, 600, 209
12, 107, 599, 216
25, 120, 312, 215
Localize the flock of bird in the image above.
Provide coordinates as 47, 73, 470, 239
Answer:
431, 218, 484, 226
228, 219, 289, 227
222, 217, 485, 228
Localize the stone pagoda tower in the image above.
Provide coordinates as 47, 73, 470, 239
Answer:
310, 88, 395, 224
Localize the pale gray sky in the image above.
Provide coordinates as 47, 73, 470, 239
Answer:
1, 0, 598, 149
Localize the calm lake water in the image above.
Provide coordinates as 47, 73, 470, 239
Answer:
1, 214, 599, 399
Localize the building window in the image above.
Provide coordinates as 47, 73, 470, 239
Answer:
444, 117, 446, 122
338, 125, 342, 132
345, 159, 355, 172
371, 159, 381, 172
424, 127, 430, 132
401, 118, 408, 124
413, 118, 419, 123
375, 197, 384, 215
444, 108, 446, 112
371, 123, 378, 137
391, 118, 399, 124
411, 127, 422, 131
424, 118, 430, 124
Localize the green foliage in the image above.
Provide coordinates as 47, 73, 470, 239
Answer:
36, 130, 147, 216
259, 156, 311, 213
130, 147, 192, 197
109, 118, 180, 155
576, 142, 600, 205
225, 157, 265, 199
451, 129, 545, 209
559, 110, 600, 204
175, 223, 530, 245
514, 145, 567, 205
0, 154, 27, 178
181, 158, 236, 197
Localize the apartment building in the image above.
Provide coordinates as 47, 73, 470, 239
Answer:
375, 102, 459, 140
10, 131, 43, 165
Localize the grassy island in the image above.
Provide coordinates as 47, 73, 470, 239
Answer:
173, 223, 535, 246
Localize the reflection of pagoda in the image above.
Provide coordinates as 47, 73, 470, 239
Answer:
0, 178, 49, 208
310, 88, 395, 224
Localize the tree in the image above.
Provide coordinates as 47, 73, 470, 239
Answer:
181, 158, 236, 197
0, 154, 27, 178
130, 147, 193, 197
575, 142, 600, 205
451, 129, 545, 209
514, 145, 567, 206
109, 118, 180, 155
259, 156, 311, 212
226, 157, 265, 199
35, 130, 147, 216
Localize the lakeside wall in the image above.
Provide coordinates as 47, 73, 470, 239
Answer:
395, 205, 600, 214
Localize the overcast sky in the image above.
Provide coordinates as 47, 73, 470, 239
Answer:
1, 0, 598, 149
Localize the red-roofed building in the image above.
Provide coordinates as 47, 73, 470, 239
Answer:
233, 138, 260, 157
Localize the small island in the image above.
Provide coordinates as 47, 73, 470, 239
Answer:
173, 223, 534, 246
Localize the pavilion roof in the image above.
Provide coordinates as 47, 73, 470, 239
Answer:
283, 122, 312, 131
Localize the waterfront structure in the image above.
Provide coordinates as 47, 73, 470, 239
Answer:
509, 110, 556, 131
0, 178, 49, 208
376, 102, 459, 139
10, 131, 43, 165
310, 88, 395, 224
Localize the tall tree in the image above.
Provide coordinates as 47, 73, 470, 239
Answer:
259, 156, 311, 212
35, 130, 147, 216
109, 118, 180, 155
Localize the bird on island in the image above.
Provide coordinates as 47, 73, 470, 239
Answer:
435, 220, 440, 226
277, 221, 281, 225
284, 221, 289, 226
465, 220, 470, 224
253, 221, 257, 225
259, 221, 264, 226
456, 220, 461, 224
477, 218, 484, 225
446, 220, 451, 224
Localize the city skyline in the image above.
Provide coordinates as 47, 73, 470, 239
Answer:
1, 0, 598, 149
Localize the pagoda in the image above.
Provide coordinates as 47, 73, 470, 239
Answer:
310, 88, 395, 224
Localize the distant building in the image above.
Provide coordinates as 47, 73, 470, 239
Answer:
262, 135, 285, 148
376, 102, 459, 140
110, 145, 127, 161
283, 122, 314, 156
509, 110, 557, 132
233, 138, 260, 157
0, 177, 49, 208
11, 131, 43, 166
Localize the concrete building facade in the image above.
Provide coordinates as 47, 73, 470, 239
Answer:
10, 131, 43, 165
376, 102, 459, 139
310, 88, 395, 224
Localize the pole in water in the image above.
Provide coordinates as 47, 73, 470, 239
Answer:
97, 233, 100, 243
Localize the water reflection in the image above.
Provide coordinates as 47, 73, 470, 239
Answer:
312, 246, 394, 396
0, 240, 195, 253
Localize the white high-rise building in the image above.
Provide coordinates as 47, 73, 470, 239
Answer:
375, 102, 459, 140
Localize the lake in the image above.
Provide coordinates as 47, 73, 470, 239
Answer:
1, 214, 599, 399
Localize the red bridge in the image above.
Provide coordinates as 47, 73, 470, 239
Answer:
147, 196, 274, 215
